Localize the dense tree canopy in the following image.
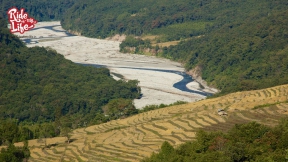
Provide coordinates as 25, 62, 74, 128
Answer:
142, 119, 288, 162
0, 17, 140, 126
162, 10, 288, 94
117, 1, 288, 95
0, 0, 76, 21
3, 0, 288, 95
0, 142, 30, 162
60, 0, 288, 38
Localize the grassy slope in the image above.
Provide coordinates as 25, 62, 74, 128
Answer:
12, 84, 288, 162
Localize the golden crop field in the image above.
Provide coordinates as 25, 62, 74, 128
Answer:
15, 84, 288, 162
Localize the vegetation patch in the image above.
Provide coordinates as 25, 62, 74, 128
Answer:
104, 126, 130, 133
142, 119, 288, 162
253, 100, 288, 110
0, 16, 140, 148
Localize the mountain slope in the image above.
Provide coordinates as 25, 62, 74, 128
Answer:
15, 84, 288, 161
168, 10, 288, 94
0, 17, 140, 125
0, 0, 76, 21
61, 0, 287, 38
61, 0, 288, 95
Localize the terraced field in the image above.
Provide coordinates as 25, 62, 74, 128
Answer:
15, 84, 288, 162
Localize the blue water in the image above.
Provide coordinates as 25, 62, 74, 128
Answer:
81, 64, 212, 96
22, 25, 212, 97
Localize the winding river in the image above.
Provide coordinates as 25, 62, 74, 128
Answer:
16, 21, 213, 108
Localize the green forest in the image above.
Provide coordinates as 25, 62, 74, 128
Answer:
1, 0, 288, 160
52, 0, 288, 95
0, 16, 141, 145
162, 9, 288, 95
118, 1, 288, 95
3, 0, 288, 95
142, 119, 288, 162
0, 0, 76, 21
0, 142, 30, 162
60, 0, 288, 39
0, 14, 188, 150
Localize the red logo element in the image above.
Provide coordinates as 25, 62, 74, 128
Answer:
7, 7, 37, 34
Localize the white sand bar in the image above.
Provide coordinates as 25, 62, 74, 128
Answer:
16, 21, 209, 108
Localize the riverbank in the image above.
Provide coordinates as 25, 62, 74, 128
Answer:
186, 65, 220, 94
14, 21, 214, 108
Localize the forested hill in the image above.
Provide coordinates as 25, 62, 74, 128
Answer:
60, 0, 287, 38
0, 0, 76, 21
59, 0, 288, 95
2, 1, 288, 95
167, 9, 288, 94
143, 120, 288, 162
0, 17, 140, 125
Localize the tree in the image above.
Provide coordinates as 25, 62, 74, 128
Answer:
0, 120, 18, 145
39, 123, 55, 148
103, 98, 138, 120
158, 141, 175, 160
18, 127, 34, 141
61, 127, 72, 144
143, 119, 288, 162
0, 143, 30, 162
285, 149, 288, 161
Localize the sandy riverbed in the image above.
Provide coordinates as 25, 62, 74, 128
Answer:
15, 21, 211, 108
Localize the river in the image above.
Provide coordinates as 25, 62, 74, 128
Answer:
15, 21, 213, 108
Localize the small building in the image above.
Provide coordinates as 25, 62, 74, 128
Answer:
217, 109, 228, 116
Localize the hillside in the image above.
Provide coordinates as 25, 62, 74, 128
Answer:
162, 10, 288, 95
142, 119, 288, 161
60, 0, 288, 95
1, 1, 288, 160
61, 0, 287, 39
0, 0, 76, 21
13, 84, 288, 161
3, 0, 288, 95
0, 16, 140, 136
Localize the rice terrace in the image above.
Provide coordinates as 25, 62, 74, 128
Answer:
12, 84, 288, 162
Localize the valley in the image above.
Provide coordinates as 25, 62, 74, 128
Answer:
1, 1, 288, 161
18, 21, 217, 109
